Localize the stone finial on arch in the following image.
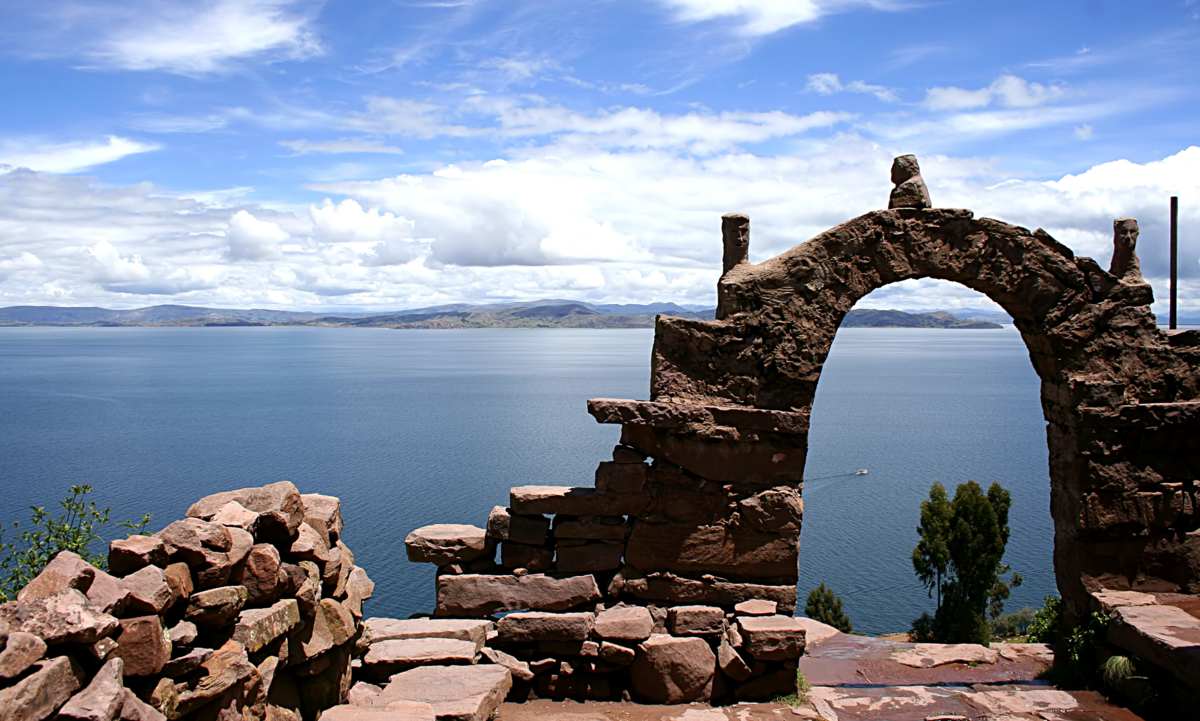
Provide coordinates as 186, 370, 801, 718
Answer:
889, 154, 931, 209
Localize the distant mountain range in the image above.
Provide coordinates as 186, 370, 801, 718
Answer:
0, 301, 1025, 329
841, 309, 1004, 329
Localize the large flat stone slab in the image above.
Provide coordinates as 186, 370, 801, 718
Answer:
376, 665, 512, 721
436, 573, 600, 617
362, 639, 480, 681
405, 525, 490, 566
496, 612, 594, 642
509, 487, 649, 517
807, 684, 1145, 721
737, 615, 806, 661
364, 618, 492, 647
891, 643, 999, 668
321, 703, 435, 721
1109, 603, 1200, 692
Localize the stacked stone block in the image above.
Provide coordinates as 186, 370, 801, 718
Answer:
402, 441, 806, 702
0, 482, 375, 721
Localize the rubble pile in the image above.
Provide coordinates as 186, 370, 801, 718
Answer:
0, 482, 374, 721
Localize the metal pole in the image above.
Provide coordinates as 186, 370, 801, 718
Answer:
1170, 196, 1178, 330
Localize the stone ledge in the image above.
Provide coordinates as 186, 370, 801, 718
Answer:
1108, 603, 1200, 693
587, 398, 809, 435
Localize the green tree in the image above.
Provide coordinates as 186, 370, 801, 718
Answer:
910, 480, 1022, 643
912, 481, 952, 611
805, 583, 853, 633
0, 485, 152, 602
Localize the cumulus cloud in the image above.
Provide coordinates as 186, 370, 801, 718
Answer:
923, 75, 1065, 111
1, 143, 1198, 314
0, 136, 159, 173
90, 0, 322, 74
225, 210, 288, 261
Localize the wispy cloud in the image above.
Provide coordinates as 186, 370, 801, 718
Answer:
280, 138, 405, 155
922, 75, 1064, 111
658, 0, 910, 36
806, 73, 899, 102
0, 135, 159, 173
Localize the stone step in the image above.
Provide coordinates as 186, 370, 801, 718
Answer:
363, 618, 493, 647
374, 665, 512, 721
362, 639, 481, 681
1108, 602, 1200, 692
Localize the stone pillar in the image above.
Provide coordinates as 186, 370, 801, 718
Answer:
721, 213, 749, 276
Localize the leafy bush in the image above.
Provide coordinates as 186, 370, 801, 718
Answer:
805, 582, 853, 633
1026, 595, 1061, 644
991, 606, 1037, 639
0, 485, 151, 602
909, 612, 936, 642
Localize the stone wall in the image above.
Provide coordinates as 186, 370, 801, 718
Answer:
400, 441, 808, 703
0, 481, 373, 721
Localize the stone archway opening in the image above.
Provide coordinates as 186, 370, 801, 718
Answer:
797, 282, 1055, 635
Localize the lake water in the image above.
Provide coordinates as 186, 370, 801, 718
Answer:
0, 326, 1057, 634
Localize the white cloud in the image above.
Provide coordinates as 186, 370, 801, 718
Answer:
88, 240, 151, 283
0, 136, 159, 173
805, 73, 899, 102
1, 143, 1198, 315
923, 75, 1065, 111
1074, 124, 1095, 140
225, 210, 288, 261
659, 0, 905, 35
280, 138, 405, 155
91, 0, 321, 74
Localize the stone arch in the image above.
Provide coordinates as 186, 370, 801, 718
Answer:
592, 159, 1200, 624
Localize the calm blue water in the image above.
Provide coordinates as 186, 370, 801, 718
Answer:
0, 326, 1055, 634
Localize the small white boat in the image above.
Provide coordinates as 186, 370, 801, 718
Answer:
857, 469, 869, 475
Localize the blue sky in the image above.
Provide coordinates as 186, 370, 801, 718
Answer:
0, 0, 1198, 312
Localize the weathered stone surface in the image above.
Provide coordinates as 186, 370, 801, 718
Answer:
157, 518, 232, 558
612, 444, 647, 464
364, 618, 492, 647
346, 682, 382, 707
288, 603, 333, 661
17, 551, 95, 601
480, 647, 533, 682
625, 522, 796, 579
57, 657, 125, 721
113, 616, 171, 677
594, 462, 646, 494
86, 637, 118, 664
592, 606, 653, 641
667, 605, 724, 636
234, 544, 282, 606
320, 598, 356, 646
290, 522, 331, 564
734, 599, 777, 616
362, 638, 478, 678
716, 636, 751, 681
184, 586, 248, 628
405, 525, 490, 566
737, 615, 806, 661
119, 688, 166, 721
736, 488, 803, 534
555, 541, 623, 574
436, 573, 600, 617
598, 641, 635, 665
891, 643, 1000, 668
320, 704, 435, 721
485, 507, 550, 546
232, 599, 301, 654
225, 526, 254, 569
301, 494, 344, 541
1093, 590, 1158, 613
162, 563, 192, 604
510, 486, 649, 517
794, 616, 841, 646
496, 612, 594, 642
108, 536, 168, 577
186, 482, 305, 543
630, 635, 715, 703
84, 570, 130, 617
500, 541, 553, 572
174, 640, 255, 717
553, 516, 629, 541
619, 569, 797, 613
0, 655, 85, 721
0, 631, 46, 679
210, 501, 260, 533
347, 567, 374, 600
1109, 603, 1200, 691
376, 665, 512, 721
0, 589, 119, 645
161, 647, 213, 678
122, 565, 174, 615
